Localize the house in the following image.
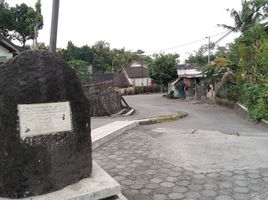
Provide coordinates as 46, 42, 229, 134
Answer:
113, 61, 153, 88
89, 73, 114, 85
82, 73, 114, 96
177, 64, 206, 100
0, 34, 21, 64
113, 68, 131, 88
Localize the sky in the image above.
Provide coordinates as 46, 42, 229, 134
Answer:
8, 0, 242, 62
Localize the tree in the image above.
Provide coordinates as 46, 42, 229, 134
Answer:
58, 41, 150, 74
185, 46, 215, 64
33, 0, 43, 48
57, 41, 93, 64
34, 0, 43, 29
11, 3, 35, 46
67, 59, 89, 75
10, 1, 43, 47
37, 42, 48, 50
91, 41, 112, 73
148, 54, 179, 87
201, 57, 233, 85
204, 0, 268, 120
218, 0, 268, 33
0, 0, 14, 37
108, 48, 151, 73
215, 46, 229, 58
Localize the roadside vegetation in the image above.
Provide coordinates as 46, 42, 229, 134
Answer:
199, 0, 268, 120
0, 0, 43, 47
57, 41, 152, 75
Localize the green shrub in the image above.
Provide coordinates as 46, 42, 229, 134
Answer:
216, 82, 240, 102
227, 84, 240, 101
167, 90, 174, 99
134, 86, 162, 94
240, 83, 268, 120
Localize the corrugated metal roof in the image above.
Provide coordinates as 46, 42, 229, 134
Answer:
177, 63, 203, 70
169, 78, 181, 85
177, 68, 203, 78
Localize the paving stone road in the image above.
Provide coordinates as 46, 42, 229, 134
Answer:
93, 94, 268, 199
93, 126, 268, 200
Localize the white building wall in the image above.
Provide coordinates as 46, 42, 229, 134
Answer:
130, 78, 152, 87
123, 71, 133, 85
0, 45, 13, 59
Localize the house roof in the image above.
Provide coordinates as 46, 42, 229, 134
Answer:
123, 66, 149, 78
89, 73, 114, 85
113, 69, 131, 88
177, 63, 203, 69
177, 63, 204, 78
127, 60, 148, 68
168, 78, 182, 85
0, 34, 22, 54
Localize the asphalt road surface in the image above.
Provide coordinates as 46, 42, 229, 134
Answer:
92, 93, 268, 134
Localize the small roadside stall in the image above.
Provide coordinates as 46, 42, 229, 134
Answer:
177, 64, 206, 100
168, 78, 186, 99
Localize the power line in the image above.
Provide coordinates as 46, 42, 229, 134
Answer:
146, 38, 205, 54
145, 31, 229, 55
204, 0, 268, 53
146, 1, 268, 56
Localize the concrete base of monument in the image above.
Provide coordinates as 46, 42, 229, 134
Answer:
110, 194, 128, 200
0, 161, 125, 200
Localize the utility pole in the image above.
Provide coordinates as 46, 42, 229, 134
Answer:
141, 60, 144, 93
33, 25, 38, 50
207, 36, 211, 64
49, 0, 60, 54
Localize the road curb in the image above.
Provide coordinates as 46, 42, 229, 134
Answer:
92, 112, 188, 149
261, 119, 268, 128
92, 121, 138, 150
120, 108, 135, 117
136, 111, 188, 125
109, 107, 136, 118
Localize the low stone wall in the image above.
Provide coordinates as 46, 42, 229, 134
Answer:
115, 86, 164, 95
217, 99, 268, 128
233, 102, 252, 121
83, 81, 114, 96
216, 97, 236, 109
88, 92, 123, 117
82, 82, 125, 117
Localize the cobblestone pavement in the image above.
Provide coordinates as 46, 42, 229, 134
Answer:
93, 126, 268, 200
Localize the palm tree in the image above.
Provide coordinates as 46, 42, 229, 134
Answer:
218, 0, 268, 33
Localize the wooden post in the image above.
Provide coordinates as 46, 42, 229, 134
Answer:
194, 79, 197, 100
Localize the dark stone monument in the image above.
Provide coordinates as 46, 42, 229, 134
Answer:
0, 51, 92, 198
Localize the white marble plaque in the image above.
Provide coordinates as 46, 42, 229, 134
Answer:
18, 102, 72, 138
